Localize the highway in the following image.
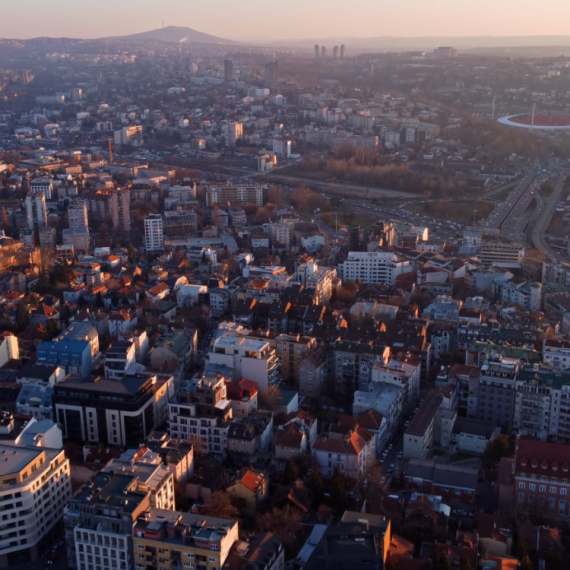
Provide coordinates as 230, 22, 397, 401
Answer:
484, 174, 536, 231
530, 173, 568, 261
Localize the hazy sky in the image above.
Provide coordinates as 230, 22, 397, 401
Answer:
4, 0, 570, 40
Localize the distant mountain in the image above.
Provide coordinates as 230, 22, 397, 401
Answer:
109, 26, 237, 45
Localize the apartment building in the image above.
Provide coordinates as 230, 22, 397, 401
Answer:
403, 390, 443, 460
110, 188, 131, 232
275, 334, 318, 383
163, 209, 197, 238
479, 238, 524, 266
25, 192, 47, 231
0, 430, 71, 567
543, 339, 570, 370
512, 438, 570, 518
338, 250, 412, 285
144, 214, 164, 253
104, 340, 136, 380
68, 200, 88, 230
204, 185, 264, 207
65, 472, 150, 570
295, 261, 337, 304
476, 357, 520, 430
114, 125, 143, 146
30, 176, 53, 199
168, 374, 232, 457
131, 509, 239, 570
208, 336, 280, 391
223, 121, 243, 146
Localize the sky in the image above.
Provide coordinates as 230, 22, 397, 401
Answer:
4, 0, 570, 41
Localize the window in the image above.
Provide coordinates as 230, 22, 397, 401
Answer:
519, 482, 525, 489
529, 484, 536, 491
550, 487, 557, 494
539, 485, 546, 492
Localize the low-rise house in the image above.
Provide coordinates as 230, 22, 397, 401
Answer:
227, 467, 268, 516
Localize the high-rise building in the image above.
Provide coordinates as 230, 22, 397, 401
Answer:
144, 213, 164, 253
348, 224, 360, 251
0, 420, 72, 567
224, 58, 233, 83
19, 69, 30, 85
264, 61, 279, 88
163, 209, 198, 238
204, 185, 265, 207
68, 200, 88, 230
223, 121, 243, 146
315, 44, 320, 58
333, 46, 339, 59
114, 125, 143, 146
340, 44, 346, 58
321, 46, 326, 58
110, 188, 131, 232
26, 192, 47, 231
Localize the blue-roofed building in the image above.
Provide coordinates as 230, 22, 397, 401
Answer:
36, 322, 99, 376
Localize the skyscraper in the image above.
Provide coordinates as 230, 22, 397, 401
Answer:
333, 46, 339, 59
224, 59, 233, 83
321, 46, 326, 58
144, 214, 164, 253
223, 122, 243, 147
264, 61, 279, 89
340, 44, 346, 58
314, 44, 320, 58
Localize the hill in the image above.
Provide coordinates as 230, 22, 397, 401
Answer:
110, 26, 237, 45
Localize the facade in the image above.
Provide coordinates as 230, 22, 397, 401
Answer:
163, 209, 197, 238
480, 238, 524, 266
144, 213, 164, 253
223, 122, 243, 146
104, 340, 136, 380
30, 177, 53, 199
54, 373, 173, 447
131, 509, 239, 570
65, 471, 150, 570
275, 334, 318, 383
168, 375, 232, 456
338, 251, 412, 284
208, 336, 280, 391
513, 438, 570, 518
68, 200, 88, 230
25, 192, 47, 231
204, 185, 264, 207
543, 339, 570, 371
111, 188, 131, 232
0, 440, 71, 567
403, 390, 443, 460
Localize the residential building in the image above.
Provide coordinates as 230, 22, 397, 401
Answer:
65, 471, 150, 570
0, 421, 71, 567
338, 250, 412, 284
480, 238, 524, 266
208, 336, 280, 391
114, 125, 143, 146
163, 209, 197, 238
543, 339, 570, 370
110, 188, 131, 232
223, 121, 243, 146
150, 331, 196, 374
104, 340, 136, 380
275, 333, 318, 384
144, 213, 164, 253
26, 192, 47, 231
68, 200, 88, 230
227, 467, 268, 516
512, 438, 570, 518
403, 389, 443, 460
298, 346, 327, 399
204, 185, 264, 207
168, 374, 232, 456
131, 508, 239, 570
30, 176, 53, 199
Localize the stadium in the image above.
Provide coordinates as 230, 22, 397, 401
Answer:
498, 113, 570, 130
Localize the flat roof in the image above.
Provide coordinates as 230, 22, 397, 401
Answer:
0, 445, 42, 477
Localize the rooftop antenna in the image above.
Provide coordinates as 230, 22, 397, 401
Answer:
491, 96, 496, 122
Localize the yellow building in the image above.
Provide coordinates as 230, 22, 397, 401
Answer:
132, 509, 238, 570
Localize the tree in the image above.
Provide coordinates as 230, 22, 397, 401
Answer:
15, 301, 29, 331
519, 555, 534, 570
256, 506, 302, 544
202, 491, 239, 520
45, 320, 60, 340
306, 466, 324, 504
127, 244, 137, 263
433, 552, 451, 570
329, 467, 346, 513
284, 458, 299, 484
481, 434, 512, 470
258, 385, 282, 411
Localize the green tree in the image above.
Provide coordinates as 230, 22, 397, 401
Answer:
481, 434, 512, 470
202, 491, 239, 520
45, 320, 60, 340
284, 458, 299, 484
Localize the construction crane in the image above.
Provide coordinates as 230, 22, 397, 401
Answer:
108, 137, 113, 164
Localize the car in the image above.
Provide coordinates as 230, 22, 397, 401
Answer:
397, 451, 403, 459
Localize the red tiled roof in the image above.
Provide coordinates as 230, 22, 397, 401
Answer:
239, 469, 266, 493
148, 282, 169, 296
515, 438, 570, 478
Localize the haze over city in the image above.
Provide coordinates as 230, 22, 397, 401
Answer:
4, 0, 570, 41
3, 2, 570, 570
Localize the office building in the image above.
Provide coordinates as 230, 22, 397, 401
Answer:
333, 46, 339, 59
110, 188, 131, 232
272, 138, 291, 158
265, 61, 279, 88
338, 250, 412, 285
340, 44, 345, 58
223, 121, 243, 147
224, 58, 233, 83
321, 46, 326, 58
144, 213, 164, 253
0, 426, 71, 567
205, 185, 264, 207
479, 237, 524, 266
348, 224, 360, 251
65, 471, 150, 570
26, 192, 47, 231
54, 372, 174, 447
314, 44, 319, 58
132, 509, 239, 570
